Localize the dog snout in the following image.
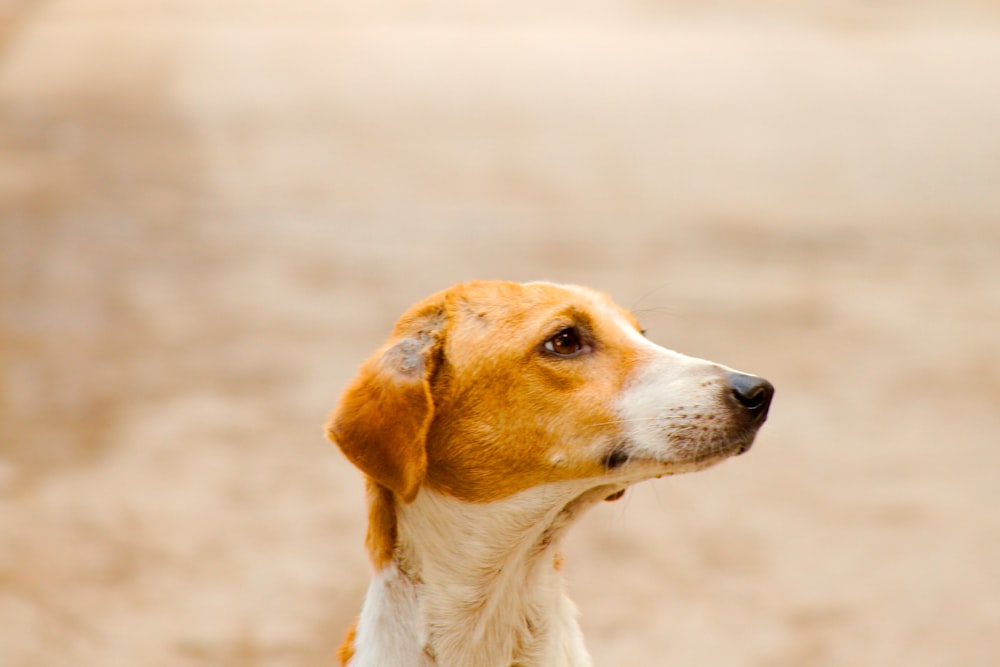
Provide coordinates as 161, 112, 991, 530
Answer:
726, 372, 774, 424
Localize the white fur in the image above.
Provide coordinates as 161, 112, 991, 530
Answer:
617, 350, 730, 461
349, 565, 431, 667
386, 483, 599, 667
344, 282, 765, 665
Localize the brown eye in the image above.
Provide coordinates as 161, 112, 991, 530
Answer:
544, 327, 584, 356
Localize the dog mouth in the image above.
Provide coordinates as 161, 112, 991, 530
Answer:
674, 431, 760, 465
602, 430, 758, 475
601, 445, 632, 470
591, 429, 758, 503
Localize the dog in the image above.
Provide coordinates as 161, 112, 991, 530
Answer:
327, 280, 773, 666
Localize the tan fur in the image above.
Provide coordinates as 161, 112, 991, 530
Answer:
328, 281, 645, 558
327, 297, 445, 503
337, 617, 358, 666
422, 282, 644, 502
326, 280, 772, 666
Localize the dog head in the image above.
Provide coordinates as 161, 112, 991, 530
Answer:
327, 281, 773, 504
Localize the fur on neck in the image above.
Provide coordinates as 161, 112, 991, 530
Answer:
352, 480, 616, 667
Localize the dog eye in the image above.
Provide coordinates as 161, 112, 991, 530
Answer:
544, 328, 585, 356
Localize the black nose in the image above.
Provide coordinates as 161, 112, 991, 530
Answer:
727, 372, 774, 423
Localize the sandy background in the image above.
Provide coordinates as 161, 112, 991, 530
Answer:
2, 1, 999, 665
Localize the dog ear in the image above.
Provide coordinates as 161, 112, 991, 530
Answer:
327, 307, 444, 504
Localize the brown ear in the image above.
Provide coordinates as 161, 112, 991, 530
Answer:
327, 329, 441, 503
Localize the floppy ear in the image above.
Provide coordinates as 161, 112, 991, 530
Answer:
327, 322, 442, 503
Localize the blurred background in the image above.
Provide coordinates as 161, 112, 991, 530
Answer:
2, 1, 999, 665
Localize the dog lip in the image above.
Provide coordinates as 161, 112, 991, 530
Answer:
650, 434, 758, 468
601, 445, 631, 469
600, 418, 763, 475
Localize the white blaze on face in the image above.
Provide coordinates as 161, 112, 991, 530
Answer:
610, 315, 740, 467
526, 282, 748, 471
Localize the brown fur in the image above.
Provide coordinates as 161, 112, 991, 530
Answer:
327, 297, 445, 503
327, 281, 773, 665
336, 616, 358, 666
327, 281, 647, 569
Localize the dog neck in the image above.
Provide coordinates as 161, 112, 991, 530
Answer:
354, 481, 617, 667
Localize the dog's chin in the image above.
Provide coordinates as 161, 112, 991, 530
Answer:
681, 428, 763, 462
604, 433, 758, 480
674, 435, 759, 469
595, 433, 757, 503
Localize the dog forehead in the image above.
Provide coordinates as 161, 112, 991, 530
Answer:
450, 281, 632, 325
439, 281, 641, 357
521, 282, 644, 339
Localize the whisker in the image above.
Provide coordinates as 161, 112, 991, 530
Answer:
588, 417, 662, 428
632, 305, 690, 320
629, 281, 675, 312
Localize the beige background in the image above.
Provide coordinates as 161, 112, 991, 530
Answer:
2, 1, 999, 665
